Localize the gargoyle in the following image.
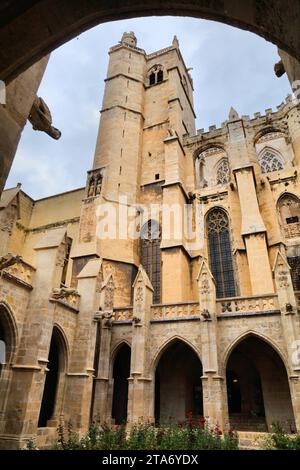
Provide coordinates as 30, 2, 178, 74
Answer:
52, 287, 78, 299
201, 309, 211, 321
132, 316, 141, 324
0, 253, 21, 272
28, 96, 61, 140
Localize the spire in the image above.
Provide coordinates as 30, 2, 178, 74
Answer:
172, 35, 179, 48
121, 31, 137, 47
228, 107, 240, 121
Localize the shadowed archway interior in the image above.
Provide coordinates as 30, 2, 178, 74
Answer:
38, 327, 66, 428
226, 336, 296, 432
112, 343, 131, 425
155, 340, 203, 424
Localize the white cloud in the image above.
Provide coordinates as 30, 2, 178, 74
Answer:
6, 16, 291, 199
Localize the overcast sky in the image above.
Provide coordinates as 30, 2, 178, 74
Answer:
6, 16, 291, 200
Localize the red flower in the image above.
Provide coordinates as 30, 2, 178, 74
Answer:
198, 418, 206, 427
228, 429, 234, 436
178, 421, 184, 428
188, 420, 194, 428
186, 411, 193, 419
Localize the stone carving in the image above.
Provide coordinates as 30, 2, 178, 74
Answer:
200, 273, 211, 295
217, 295, 278, 315
114, 308, 133, 321
221, 302, 233, 313
277, 270, 289, 288
134, 284, 144, 306
285, 303, 295, 315
0, 253, 21, 272
132, 316, 141, 324
100, 311, 115, 328
151, 303, 199, 320
201, 309, 211, 321
52, 287, 78, 299
51, 287, 80, 308
87, 169, 103, 198
28, 96, 61, 140
103, 277, 115, 311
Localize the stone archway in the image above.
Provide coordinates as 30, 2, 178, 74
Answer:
226, 335, 296, 432
0, 303, 17, 432
1, 1, 300, 83
154, 339, 203, 424
38, 326, 68, 428
111, 343, 131, 425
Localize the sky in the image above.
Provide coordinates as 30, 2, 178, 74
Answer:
5, 16, 291, 200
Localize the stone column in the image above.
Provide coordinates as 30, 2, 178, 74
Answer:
92, 274, 115, 423
197, 259, 227, 429
0, 228, 67, 449
127, 266, 153, 424
273, 249, 300, 431
234, 166, 274, 295
64, 258, 102, 432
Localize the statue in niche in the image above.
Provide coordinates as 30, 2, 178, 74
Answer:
88, 177, 95, 197
95, 175, 102, 195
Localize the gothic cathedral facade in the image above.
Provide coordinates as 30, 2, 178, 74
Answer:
1, 32, 300, 448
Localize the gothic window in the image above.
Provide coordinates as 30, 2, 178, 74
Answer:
149, 72, 156, 86
148, 65, 164, 86
259, 150, 284, 174
288, 257, 300, 290
157, 70, 163, 83
207, 208, 236, 298
140, 220, 161, 304
278, 194, 300, 238
216, 159, 230, 185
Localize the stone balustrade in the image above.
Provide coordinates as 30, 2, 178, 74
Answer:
284, 223, 300, 239
114, 306, 133, 322
216, 294, 279, 315
3, 258, 35, 286
151, 302, 200, 320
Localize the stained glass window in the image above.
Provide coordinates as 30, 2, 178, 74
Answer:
259, 151, 284, 174
207, 209, 236, 298
141, 220, 161, 304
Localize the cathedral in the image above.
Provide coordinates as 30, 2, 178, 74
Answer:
0, 32, 300, 449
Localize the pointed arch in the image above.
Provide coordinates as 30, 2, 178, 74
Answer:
258, 147, 284, 174
0, 301, 18, 364
151, 335, 202, 375
222, 330, 289, 375
110, 339, 131, 366
277, 192, 300, 242
111, 342, 131, 425
153, 337, 203, 424
224, 331, 295, 431
147, 64, 164, 86
38, 325, 68, 427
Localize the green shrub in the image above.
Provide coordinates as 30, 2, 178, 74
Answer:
260, 422, 300, 450
50, 414, 238, 450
